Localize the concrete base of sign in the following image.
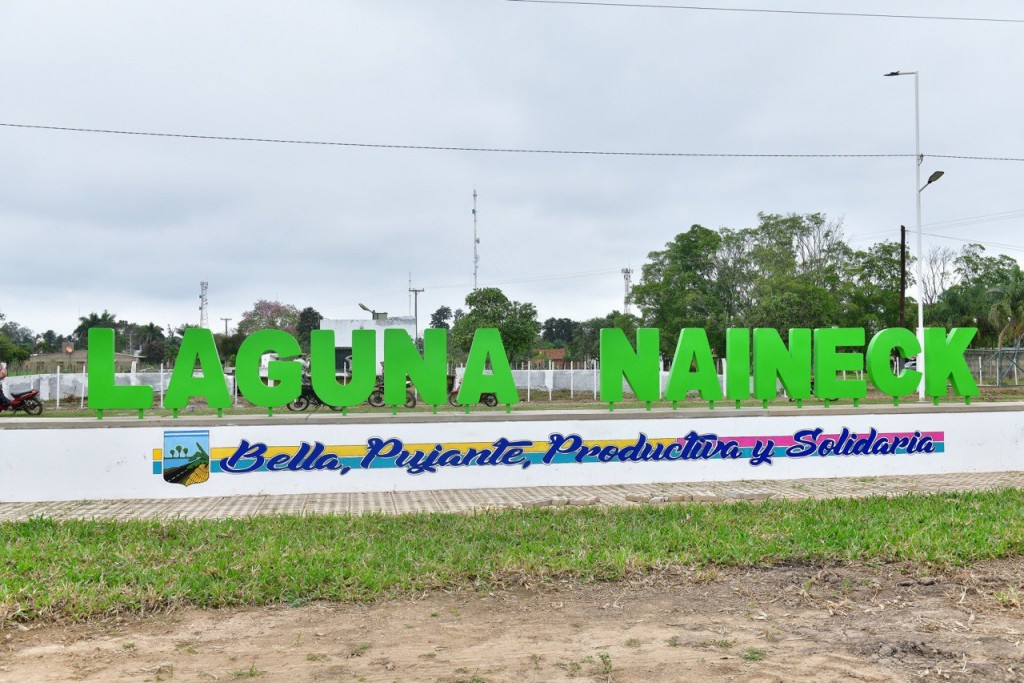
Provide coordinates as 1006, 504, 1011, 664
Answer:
1, 403, 1022, 502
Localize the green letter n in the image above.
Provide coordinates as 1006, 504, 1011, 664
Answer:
600, 327, 659, 403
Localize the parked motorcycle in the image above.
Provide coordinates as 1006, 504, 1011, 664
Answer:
448, 378, 498, 407
286, 381, 345, 412
367, 376, 417, 409
0, 388, 43, 415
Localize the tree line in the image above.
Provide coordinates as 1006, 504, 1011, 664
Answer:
3, 212, 1022, 368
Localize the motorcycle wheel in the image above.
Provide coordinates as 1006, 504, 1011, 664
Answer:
287, 396, 309, 411
482, 393, 498, 408
404, 390, 417, 409
448, 392, 460, 407
22, 398, 43, 416
327, 404, 346, 412
367, 391, 385, 408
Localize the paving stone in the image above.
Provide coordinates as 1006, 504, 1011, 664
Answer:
3, 471, 1024, 521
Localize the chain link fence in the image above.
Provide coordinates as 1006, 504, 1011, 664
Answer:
964, 349, 1024, 386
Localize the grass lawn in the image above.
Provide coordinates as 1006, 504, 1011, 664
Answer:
3, 488, 1023, 625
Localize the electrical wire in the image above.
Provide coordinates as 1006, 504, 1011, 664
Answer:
424, 267, 623, 290
932, 154, 1024, 162
849, 208, 1024, 244
920, 232, 1024, 253
327, 268, 623, 311
6, 123, 1023, 162
0, 122, 912, 158
506, 0, 1024, 24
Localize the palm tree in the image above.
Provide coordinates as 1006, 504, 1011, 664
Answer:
988, 269, 1024, 385
73, 310, 118, 348
140, 322, 165, 345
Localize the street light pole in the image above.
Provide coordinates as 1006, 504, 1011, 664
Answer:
885, 70, 943, 400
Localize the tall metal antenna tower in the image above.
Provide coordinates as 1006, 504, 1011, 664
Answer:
409, 283, 425, 346
472, 189, 480, 290
621, 268, 633, 315
199, 281, 209, 328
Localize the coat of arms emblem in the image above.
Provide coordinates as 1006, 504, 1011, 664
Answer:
161, 430, 211, 486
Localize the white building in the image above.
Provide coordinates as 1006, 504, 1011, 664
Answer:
320, 315, 417, 373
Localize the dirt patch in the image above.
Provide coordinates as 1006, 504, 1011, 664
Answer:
4, 559, 1024, 682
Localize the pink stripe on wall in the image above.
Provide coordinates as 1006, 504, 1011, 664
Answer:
680, 432, 944, 447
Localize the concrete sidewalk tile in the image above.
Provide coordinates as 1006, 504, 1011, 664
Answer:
260, 495, 306, 517
302, 494, 350, 516
3, 472, 1024, 521
392, 491, 439, 514
349, 491, 396, 515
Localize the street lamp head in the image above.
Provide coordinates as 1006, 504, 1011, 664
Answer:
884, 71, 901, 77
358, 303, 372, 314
927, 170, 945, 184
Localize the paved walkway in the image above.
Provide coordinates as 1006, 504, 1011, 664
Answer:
2, 471, 1023, 521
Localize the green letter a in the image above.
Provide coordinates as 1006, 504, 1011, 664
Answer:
165, 328, 231, 410
458, 328, 519, 405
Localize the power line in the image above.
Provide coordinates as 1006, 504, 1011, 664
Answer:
425, 267, 623, 290
7, 122, 1024, 162
506, 0, 1024, 24
0, 122, 912, 158
851, 208, 1024, 244
923, 209, 1024, 232
327, 268, 623, 311
931, 154, 1024, 163
920, 232, 1024, 254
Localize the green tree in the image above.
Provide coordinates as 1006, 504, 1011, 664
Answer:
0, 333, 30, 363
450, 288, 540, 363
140, 340, 166, 366
568, 311, 639, 362
989, 268, 1024, 350
744, 213, 848, 335
0, 321, 35, 355
541, 318, 580, 347
630, 225, 728, 355
928, 244, 1020, 347
237, 300, 300, 336
73, 310, 117, 348
214, 331, 247, 367
840, 241, 909, 335
35, 330, 66, 354
429, 305, 453, 330
296, 307, 324, 351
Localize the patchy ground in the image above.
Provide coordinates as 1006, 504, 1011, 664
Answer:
4, 559, 1024, 682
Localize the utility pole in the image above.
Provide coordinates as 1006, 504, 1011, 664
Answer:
621, 267, 633, 315
472, 189, 480, 290
199, 281, 209, 328
899, 225, 907, 329
221, 317, 232, 336
409, 285, 425, 347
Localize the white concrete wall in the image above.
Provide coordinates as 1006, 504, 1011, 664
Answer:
1, 408, 1020, 502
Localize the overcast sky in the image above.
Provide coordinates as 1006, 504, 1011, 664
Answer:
2, 0, 1023, 336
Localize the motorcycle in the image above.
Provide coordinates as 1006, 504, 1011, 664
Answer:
367, 375, 417, 409
286, 381, 345, 412
448, 378, 498, 408
0, 388, 43, 415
